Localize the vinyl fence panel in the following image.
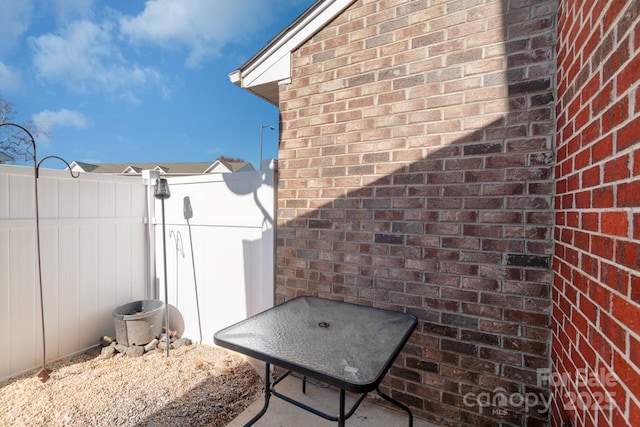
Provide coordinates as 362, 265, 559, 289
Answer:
0, 165, 147, 381
0, 162, 275, 382
151, 162, 276, 346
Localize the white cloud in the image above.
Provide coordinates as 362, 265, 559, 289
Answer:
32, 108, 92, 131
29, 20, 161, 99
0, 61, 22, 92
0, 0, 33, 52
119, 0, 272, 68
51, 0, 96, 23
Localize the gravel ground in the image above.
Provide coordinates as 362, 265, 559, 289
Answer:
0, 344, 262, 427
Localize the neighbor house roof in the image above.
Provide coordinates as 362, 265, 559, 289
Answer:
0, 152, 14, 164
68, 160, 254, 176
228, 0, 356, 105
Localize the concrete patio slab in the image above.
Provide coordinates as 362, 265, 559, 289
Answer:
227, 372, 439, 427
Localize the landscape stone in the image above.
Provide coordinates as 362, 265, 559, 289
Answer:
172, 338, 193, 349
99, 346, 117, 359
127, 345, 145, 357
144, 339, 159, 352
99, 336, 114, 347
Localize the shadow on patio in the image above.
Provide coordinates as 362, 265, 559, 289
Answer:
228, 367, 439, 427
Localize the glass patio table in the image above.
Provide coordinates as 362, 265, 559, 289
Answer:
214, 296, 417, 426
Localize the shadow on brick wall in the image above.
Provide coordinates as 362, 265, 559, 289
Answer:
275, 1, 557, 426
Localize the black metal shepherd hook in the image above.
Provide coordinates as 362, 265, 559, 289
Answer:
0, 123, 79, 382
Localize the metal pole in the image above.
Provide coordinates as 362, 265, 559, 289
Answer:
1, 123, 46, 380
161, 199, 170, 357
259, 123, 274, 167
184, 196, 203, 343
32, 139, 47, 377
259, 123, 264, 165
1, 123, 78, 381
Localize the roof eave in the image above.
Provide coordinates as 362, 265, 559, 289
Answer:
228, 0, 356, 105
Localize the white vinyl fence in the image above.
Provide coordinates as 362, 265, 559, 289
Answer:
0, 161, 275, 382
150, 162, 276, 347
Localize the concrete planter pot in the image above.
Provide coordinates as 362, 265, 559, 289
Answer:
112, 299, 165, 347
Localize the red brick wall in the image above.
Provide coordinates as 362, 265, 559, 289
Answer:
553, 0, 640, 426
277, 0, 556, 425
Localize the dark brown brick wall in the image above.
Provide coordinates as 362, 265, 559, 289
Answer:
276, 0, 556, 425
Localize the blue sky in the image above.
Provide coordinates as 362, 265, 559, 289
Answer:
0, 0, 315, 169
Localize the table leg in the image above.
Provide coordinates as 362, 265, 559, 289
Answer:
376, 387, 413, 427
244, 363, 271, 426
338, 388, 346, 427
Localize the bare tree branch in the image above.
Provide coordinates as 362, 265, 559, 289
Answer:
0, 94, 49, 163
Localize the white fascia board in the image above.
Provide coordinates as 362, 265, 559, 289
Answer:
229, 70, 241, 85
202, 162, 219, 174
232, 0, 355, 90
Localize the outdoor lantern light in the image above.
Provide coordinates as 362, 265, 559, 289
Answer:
155, 178, 171, 199
154, 178, 171, 356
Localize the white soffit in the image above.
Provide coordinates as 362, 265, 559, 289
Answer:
229, 0, 356, 105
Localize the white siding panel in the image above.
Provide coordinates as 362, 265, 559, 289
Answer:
130, 223, 146, 302
99, 182, 116, 218
58, 178, 79, 218
98, 224, 116, 333
115, 182, 133, 218
78, 226, 100, 346
37, 177, 59, 218
9, 173, 34, 219
0, 173, 9, 218
58, 226, 80, 357
40, 226, 59, 363
0, 229, 10, 378
79, 180, 98, 218
9, 228, 37, 375
115, 223, 133, 305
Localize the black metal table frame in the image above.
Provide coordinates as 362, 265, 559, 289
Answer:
214, 296, 417, 427
245, 363, 414, 427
